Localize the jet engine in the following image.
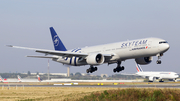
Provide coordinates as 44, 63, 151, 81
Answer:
86, 53, 104, 65
135, 56, 153, 65
149, 76, 156, 82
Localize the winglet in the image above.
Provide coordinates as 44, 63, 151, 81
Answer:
136, 63, 143, 72
6, 45, 13, 47
50, 27, 67, 51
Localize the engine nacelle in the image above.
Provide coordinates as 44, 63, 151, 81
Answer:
149, 76, 155, 82
86, 53, 104, 65
135, 56, 153, 65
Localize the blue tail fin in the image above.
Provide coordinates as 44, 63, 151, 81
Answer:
50, 27, 67, 51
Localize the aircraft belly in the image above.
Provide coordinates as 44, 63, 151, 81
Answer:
116, 49, 134, 60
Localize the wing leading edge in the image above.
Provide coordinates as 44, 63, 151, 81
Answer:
7, 45, 88, 57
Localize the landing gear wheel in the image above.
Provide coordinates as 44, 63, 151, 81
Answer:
87, 66, 98, 73
89, 68, 92, 73
113, 61, 125, 73
156, 60, 161, 64
113, 68, 116, 73
159, 80, 164, 82
95, 67, 97, 71
86, 69, 89, 73
121, 66, 125, 70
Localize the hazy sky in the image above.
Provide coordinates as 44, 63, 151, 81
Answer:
1, 0, 180, 75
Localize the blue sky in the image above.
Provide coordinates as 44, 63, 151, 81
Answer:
1, 0, 180, 75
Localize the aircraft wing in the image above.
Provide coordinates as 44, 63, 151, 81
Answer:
26, 56, 59, 59
7, 45, 113, 58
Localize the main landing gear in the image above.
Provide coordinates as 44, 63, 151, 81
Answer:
86, 65, 98, 73
156, 53, 163, 64
113, 61, 125, 73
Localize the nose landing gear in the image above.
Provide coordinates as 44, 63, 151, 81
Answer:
156, 60, 161, 64
156, 53, 163, 64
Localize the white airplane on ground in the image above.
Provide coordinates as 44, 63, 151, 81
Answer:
0, 75, 18, 83
17, 75, 41, 82
135, 63, 179, 82
7, 27, 170, 73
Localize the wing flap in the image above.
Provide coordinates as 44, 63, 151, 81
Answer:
35, 50, 88, 57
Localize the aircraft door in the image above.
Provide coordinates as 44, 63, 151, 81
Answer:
147, 41, 152, 49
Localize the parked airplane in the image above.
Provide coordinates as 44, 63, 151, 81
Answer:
135, 63, 179, 82
0, 75, 18, 83
7, 27, 170, 73
17, 75, 41, 82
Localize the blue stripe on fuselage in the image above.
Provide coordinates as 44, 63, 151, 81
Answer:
75, 49, 81, 52
69, 48, 81, 65
74, 57, 77, 66
71, 49, 77, 52
64, 57, 68, 60
70, 58, 72, 64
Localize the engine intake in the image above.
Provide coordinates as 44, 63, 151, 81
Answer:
135, 56, 153, 65
86, 53, 104, 65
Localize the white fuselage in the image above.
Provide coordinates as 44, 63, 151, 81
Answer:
136, 72, 179, 81
53, 37, 169, 66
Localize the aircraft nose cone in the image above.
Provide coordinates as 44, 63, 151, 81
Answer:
165, 44, 170, 50
164, 44, 170, 51
159, 43, 170, 53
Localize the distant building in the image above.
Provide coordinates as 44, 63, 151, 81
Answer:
101, 74, 108, 78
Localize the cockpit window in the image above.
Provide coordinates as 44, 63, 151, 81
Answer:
159, 41, 168, 44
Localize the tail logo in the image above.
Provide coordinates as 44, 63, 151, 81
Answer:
53, 35, 59, 46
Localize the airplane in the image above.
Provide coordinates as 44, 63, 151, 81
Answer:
135, 63, 179, 82
0, 75, 18, 83
7, 27, 170, 73
17, 75, 41, 82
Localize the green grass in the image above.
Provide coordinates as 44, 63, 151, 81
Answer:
77, 88, 180, 101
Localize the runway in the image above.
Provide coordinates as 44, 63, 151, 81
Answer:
1, 83, 180, 88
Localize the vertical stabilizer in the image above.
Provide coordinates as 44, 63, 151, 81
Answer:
50, 27, 67, 51
37, 75, 41, 82
0, 76, 3, 82
17, 75, 22, 82
136, 63, 143, 72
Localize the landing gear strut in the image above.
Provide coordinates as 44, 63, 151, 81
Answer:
156, 53, 163, 64
113, 61, 125, 73
86, 65, 98, 73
